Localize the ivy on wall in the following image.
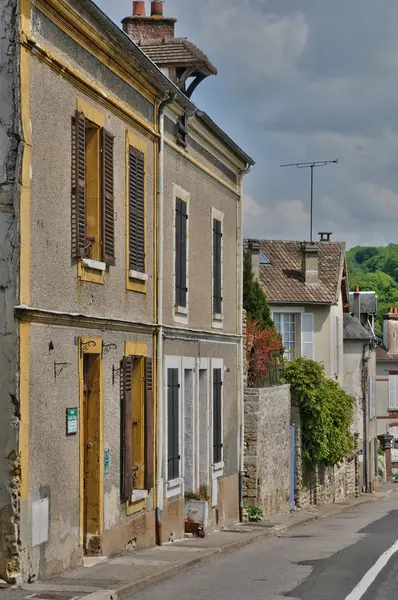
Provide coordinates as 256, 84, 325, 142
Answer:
284, 358, 354, 466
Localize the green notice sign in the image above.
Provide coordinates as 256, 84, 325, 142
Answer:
66, 408, 78, 436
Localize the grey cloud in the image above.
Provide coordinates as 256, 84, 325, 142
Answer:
95, 0, 398, 247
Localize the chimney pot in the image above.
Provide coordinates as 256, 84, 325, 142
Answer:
389, 307, 394, 313
319, 232, 333, 242
132, 0, 146, 16
151, 0, 164, 16
354, 285, 359, 293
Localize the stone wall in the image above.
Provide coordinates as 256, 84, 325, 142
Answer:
244, 385, 291, 516
291, 406, 357, 509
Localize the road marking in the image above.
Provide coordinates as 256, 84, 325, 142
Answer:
345, 538, 398, 599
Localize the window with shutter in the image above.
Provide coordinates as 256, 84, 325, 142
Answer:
389, 375, 398, 409
167, 368, 180, 481
72, 104, 115, 276
301, 313, 314, 359
144, 358, 154, 490
128, 147, 145, 274
121, 356, 134, 502
213, 218, 222, 316
273, 313, 296, 359
175, 197, 188, 309
71, 111, 86, 259
101, 129, 115, 266
212, 368, 223, 465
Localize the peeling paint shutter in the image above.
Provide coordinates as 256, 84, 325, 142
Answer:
121, 356, 134, 501
213, 368, 223, 464
129, 147, 145, 273
301, 313, 314, 359
101, 129, 115, 266
213, 218, 222, 314
167, 368, 180, 480
144, 358, 154, 490
71, 111, 86, 258
175, 198, 188, 308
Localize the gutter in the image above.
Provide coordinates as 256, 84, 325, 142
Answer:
237, 163, 252, 522
155, 93, 177, 546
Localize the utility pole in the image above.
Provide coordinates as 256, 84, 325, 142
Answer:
280, 160, 338, 242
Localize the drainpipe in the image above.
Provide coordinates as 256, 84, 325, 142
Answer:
362, 343, 370, 493
156, 93, 177, 545
238, 162, 252, 522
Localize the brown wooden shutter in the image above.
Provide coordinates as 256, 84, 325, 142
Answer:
121, 356, 133, 502
129, 147, 145, 273
71, 111, 86, 258
144, 357, 154, 490
101, 129, 115, 266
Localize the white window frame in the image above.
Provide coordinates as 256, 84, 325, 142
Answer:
271, 306, 305, 314
211, 358, 224, 478
272, 312, 297, 359
197, 357, 210, 491
164, 356, 184, 498
389, 374, 398, 410
301, 312, 315, 359
182, 357, 196, 492
212, 208, 224, 329
173, 185, 190, 325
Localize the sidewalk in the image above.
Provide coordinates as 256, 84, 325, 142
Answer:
8, 486, 396, 600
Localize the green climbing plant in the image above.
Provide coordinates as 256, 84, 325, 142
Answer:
284, 358, 354, 467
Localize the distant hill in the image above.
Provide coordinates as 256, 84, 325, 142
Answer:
347, 245, 398, 330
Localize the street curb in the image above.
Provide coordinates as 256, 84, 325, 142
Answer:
112, 489, 394, 599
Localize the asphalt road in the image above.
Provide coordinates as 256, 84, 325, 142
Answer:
128, 492, 398, 600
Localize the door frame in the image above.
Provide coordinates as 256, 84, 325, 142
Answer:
78, 336, 104, 549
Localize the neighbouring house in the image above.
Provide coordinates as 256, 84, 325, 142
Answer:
245, 234, 348, 380
0, 0, 253, 583
343, 290, 378, 492
376, 309, 398, 479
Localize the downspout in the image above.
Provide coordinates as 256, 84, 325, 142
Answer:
238, 162, 252, 522
362, 343, 370, 493
156, 93, 177, 545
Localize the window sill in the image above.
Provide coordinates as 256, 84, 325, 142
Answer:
212, 315, 224, 330
82, 258, 106, 272
125, 497, 147, 516
128, 270, 149, 282
166, 477, 183, 499
174, 310, 188, 325
212, 462, 224, 479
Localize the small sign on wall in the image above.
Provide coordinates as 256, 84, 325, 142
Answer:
66, 407, 78, 436
104, 447, 110, 475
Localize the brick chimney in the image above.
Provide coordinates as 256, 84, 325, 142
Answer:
383, 308, 398, 352
301, 242, 320, 285
122, 1, 177, 43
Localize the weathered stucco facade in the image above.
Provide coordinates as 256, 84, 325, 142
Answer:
0, 0, 252, 582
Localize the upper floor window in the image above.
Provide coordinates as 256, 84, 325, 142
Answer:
71, 110, 115, 266
174, 188, 189, 318
128, 146, 146, 275
273, 313, 296, 359
212, 208, 224, 328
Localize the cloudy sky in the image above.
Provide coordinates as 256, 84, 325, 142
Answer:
95, 0, 398, 248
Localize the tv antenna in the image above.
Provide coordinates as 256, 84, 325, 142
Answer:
280, 159, 338, 242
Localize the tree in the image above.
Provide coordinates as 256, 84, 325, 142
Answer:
243, 251, 273, 330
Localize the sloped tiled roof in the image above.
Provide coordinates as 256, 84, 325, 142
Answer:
247, 240, 345, 305
349, 291, 377, 315
343, 313, 372, 341
139, 37, 217, 75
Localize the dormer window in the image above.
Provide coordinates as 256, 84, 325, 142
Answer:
259, 250, 271, 266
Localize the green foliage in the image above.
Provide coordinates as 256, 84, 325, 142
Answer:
244, 503, 264, 522
347, 245, 398, 330
243, 252, 273, 330
284, 358, 354, 466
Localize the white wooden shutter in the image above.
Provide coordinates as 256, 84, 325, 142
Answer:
301, 313, 314, 359
389, 375, 398, 409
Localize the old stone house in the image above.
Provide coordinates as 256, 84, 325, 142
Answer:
343, 290, 378, 492
0, 0, 253, 584
246, 235, 348, 379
